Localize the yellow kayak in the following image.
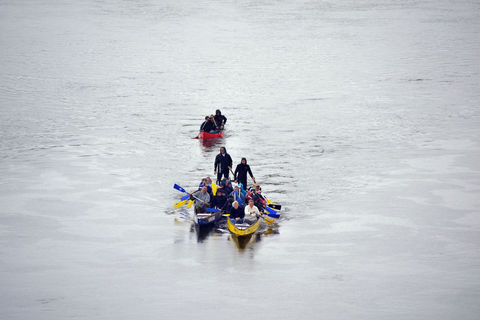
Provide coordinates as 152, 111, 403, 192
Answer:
226, 217, 261, 237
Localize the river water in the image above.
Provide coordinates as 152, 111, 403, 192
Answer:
1, 0, 479, 319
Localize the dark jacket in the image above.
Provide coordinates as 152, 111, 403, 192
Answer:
221, 197, 234, 212
211, 194, 227, 209
202, 120, 216, 132
200, 121, 208, 131
234, 160, 253, 183
214, 150, 233, 173
214, 114, 227, 126
220, 184, 233, 196
229, 206, 245, 220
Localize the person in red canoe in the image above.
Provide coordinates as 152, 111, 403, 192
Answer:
214, 109, 227, 129
200, 116, 217, 133
200, 116, 209, 131
209, 114, 220, 131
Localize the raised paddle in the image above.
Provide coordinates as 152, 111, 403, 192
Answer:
212, 182, 217, 196
173, 184, 188, 194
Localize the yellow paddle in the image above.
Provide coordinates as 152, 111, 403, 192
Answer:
186, 200, 194, 208
212, 182, 217, 196
173, 199, 188, 209
263, 216, 274, 225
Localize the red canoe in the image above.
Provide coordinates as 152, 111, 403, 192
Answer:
199, 130, 224, 140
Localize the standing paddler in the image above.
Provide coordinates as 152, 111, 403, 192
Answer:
233, 157, 256, 191
214, 146, 233, 183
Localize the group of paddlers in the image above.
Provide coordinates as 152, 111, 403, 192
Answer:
189, 147, 267, 224
200, 109, 227, 133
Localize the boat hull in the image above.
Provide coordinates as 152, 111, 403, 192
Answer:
194, 210, 222, 227
226, 217, 261, 236
199, 130, 224, 140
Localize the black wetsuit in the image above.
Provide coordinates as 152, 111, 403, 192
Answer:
234, 162, 254, 189
214, 151, 233, 182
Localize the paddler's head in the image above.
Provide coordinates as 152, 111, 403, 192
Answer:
232, 201, 239, 209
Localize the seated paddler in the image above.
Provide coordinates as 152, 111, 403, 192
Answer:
244, 199, 260, 223
229, 201, 245, 224
192, 185, 210, 214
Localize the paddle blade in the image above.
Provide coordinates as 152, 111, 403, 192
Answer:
264, 216, 274, 225
180, 194, 190, 201
266, 197, 274, 205
186, 200, 194, 208
173, 184, 188, 193
206, 207, 219, 213
264, 205, 277, 215
267, 212, 280, 219
268, 204, 282, 210
174, 199, 188, 209
212, 183, 217, 196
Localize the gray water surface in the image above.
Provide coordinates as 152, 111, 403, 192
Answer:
1, 1, 480, 319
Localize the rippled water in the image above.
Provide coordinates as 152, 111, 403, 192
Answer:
1, 0, 480, 319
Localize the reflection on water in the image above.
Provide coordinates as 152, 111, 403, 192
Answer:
190, 223, 217, 242
183, 213, 281, 249
198, 137, 225, 150
229, 234, 256, 250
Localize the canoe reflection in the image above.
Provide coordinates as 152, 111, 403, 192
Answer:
190, 223, 216, 242
229, 234, 256, 249
199, 137, 224, 149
